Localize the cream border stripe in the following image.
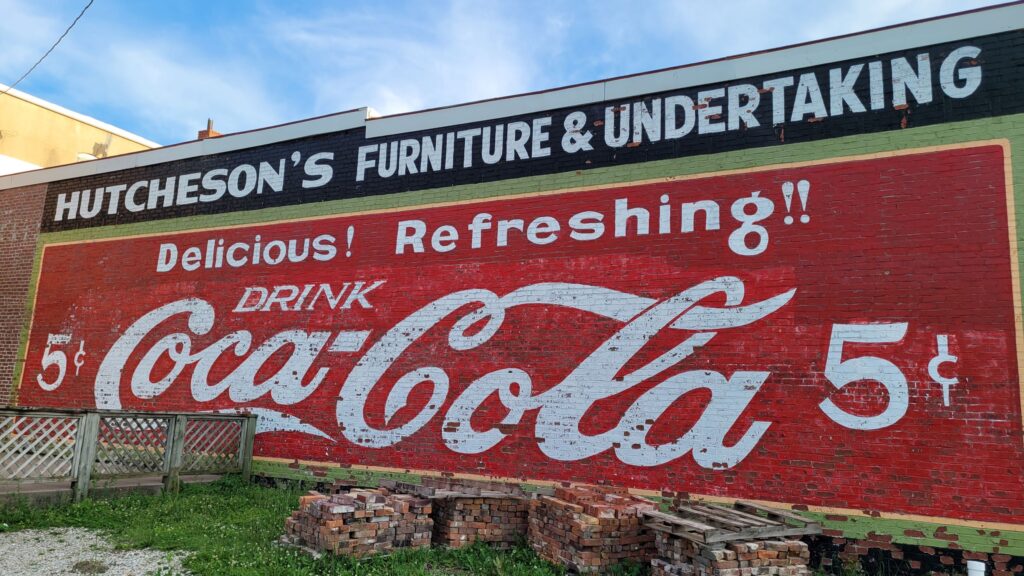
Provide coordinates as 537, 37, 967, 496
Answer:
1006, 143, 1024, 441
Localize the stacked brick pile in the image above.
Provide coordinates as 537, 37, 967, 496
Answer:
282, 487, 433, 557
651, 535, 811, 576
381, 477, 531, 549
431, 496, 530, 548
420, 476, 530, 496
528, 484, 657, 573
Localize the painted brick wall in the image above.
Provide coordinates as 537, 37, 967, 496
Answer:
2, 15, 1023, 555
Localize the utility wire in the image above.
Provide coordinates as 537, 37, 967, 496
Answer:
0, 0, 95, 97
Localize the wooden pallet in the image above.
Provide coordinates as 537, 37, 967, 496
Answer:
643, 500, 821, 545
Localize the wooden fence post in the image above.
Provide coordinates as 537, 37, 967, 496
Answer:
240, 414, 257, 483
163, 415, 187, 493
72, 412, 100, 502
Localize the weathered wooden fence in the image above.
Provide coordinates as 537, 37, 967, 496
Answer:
0, 408, 257, 500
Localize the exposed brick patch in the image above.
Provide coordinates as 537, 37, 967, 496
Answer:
0, 184, 45, 406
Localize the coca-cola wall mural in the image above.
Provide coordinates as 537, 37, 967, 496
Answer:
20, 143, 1024, 521
6, 13, 1024, 551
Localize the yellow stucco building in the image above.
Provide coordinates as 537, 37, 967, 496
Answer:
0, 83, 157, 175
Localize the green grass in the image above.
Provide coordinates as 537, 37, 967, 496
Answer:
0, 477, 569, 576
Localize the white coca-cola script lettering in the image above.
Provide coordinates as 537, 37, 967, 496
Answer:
94, 277, 795, 469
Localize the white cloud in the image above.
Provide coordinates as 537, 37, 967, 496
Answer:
0, 0, 63, 79
790, 0, 998, 43
64, 40, 289, 144
555, 0, 1004, 79
265, 0, 555, 117
266, 0, 1006, 118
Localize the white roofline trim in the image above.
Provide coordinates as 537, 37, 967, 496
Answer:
0, 2, 1020, 192
0, 83, 161, 148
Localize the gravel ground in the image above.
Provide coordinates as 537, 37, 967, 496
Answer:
0, 527, 191, 575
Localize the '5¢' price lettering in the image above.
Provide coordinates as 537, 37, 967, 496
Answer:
820, 323, 909, 430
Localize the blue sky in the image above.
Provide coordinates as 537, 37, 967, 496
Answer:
0, 0, 1005, 145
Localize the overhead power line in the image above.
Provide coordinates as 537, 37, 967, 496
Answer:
0, 0, 96, 97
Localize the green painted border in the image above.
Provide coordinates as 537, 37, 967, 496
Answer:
795, 511, 1024, 557
251, 459, 544, 495
17, 112, 1024, 553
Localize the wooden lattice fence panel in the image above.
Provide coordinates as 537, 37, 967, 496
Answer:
93, 415, 170, 477
182, 418, 243, 473
2, 409, 255, 500
0, 413, 78, 480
